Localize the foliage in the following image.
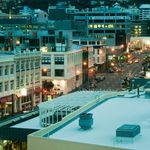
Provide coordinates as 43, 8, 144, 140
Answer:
42, 80, 54, 91
17, 0, 150, 11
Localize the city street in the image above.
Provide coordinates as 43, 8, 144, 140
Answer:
92, 50, 150, 91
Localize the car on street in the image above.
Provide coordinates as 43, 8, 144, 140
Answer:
95, 75, 105, 82
128, 60, 133, 64
134, 59, 139, 63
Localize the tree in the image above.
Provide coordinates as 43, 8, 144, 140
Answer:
70, 0, 91, 9
42, 80, 54, 92
21, 0, 58, 10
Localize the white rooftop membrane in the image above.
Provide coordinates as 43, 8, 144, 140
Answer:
49, 96, 150, 150
11, 116, 42, 129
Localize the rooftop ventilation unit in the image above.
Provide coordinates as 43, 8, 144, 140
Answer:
79, 113, 93, 130
145, 81, 150, 99
116, 124, 140, 138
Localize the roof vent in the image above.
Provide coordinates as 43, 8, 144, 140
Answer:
79, 113, 93, 130
145, 81, 150, 99
116, 124, 140, 138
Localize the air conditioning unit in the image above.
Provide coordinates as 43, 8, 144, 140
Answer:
79, 113, 93, 130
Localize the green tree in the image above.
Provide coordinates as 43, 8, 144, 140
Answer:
42, 80, 54, 92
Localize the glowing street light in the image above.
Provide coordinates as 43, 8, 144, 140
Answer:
16, 40, 20, 45
111, 47, 115, 52
76, 70, 80, 75
43, 68, 48, 72
120, 44, 124, 49
110, 62, 115, 66
83, 61, 87, 66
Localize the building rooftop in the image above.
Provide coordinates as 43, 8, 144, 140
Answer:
0, 54, 14, 62
11, 116, 42, 130
48, 94, 150, 150
139, 4, 150, 9
38, 91, 105, 109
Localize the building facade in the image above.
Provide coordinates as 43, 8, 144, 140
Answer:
0, 50, 42, 118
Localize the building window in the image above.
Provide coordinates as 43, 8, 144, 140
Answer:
5, 66, 9, 75
31, 73, 34, 83
16, 76, 20, 88
31, 61, 34, 69
81, 41, 87, 45
16, 62, 20, 72
21, 76, 24, 85
42, 57, 51, 64
21, 61, 25, 71
5, 81, 8, 91
0, 82, 2, 92
97, 57, 99, 63
42, 69, 51, 76
0, 66, 2, 76
55, 69, 64, 77
26, 61, 29, 70
54, 57, 64, 65
10, 80, 14, 90
35, 60, 40, 68
26, 75, 29, 85
35, 72, 40, 82
10, 65, 14, 74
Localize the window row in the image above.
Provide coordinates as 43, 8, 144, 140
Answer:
16, 73, 40, 87
42, 57, 64, 65
0, 65, 14, 76
88, 24, 125, 29
16, 60, 40, 72
0, 80, 14, 92
42, 69, 64, 77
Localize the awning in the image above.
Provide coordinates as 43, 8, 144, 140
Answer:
0, 96, 12, 103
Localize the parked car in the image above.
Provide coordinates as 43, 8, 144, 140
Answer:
134, 59, 139, 63
95, 75, 105, 82
108, 68, 114, 73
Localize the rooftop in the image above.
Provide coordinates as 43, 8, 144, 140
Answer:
139, 4, 150, 9
38, 91, 106, 109
11, 116, 42, 130
48, 94, 150, 150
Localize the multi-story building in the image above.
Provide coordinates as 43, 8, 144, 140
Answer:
0, 50, 42, 117
0, 9, 105, 96
14, 50, 41, 112
41, 47, 83, 94
139, 4, 150, 21
72, 4, 131, 49
0, 54, 15, 117
72, 37, 106, 71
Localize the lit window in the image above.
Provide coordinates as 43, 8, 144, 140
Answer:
42, 57, 51, 64
54, 57, 64, 65
88, 24, 93, 28
94, 24, 97, 28
98, 24, 101, 28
